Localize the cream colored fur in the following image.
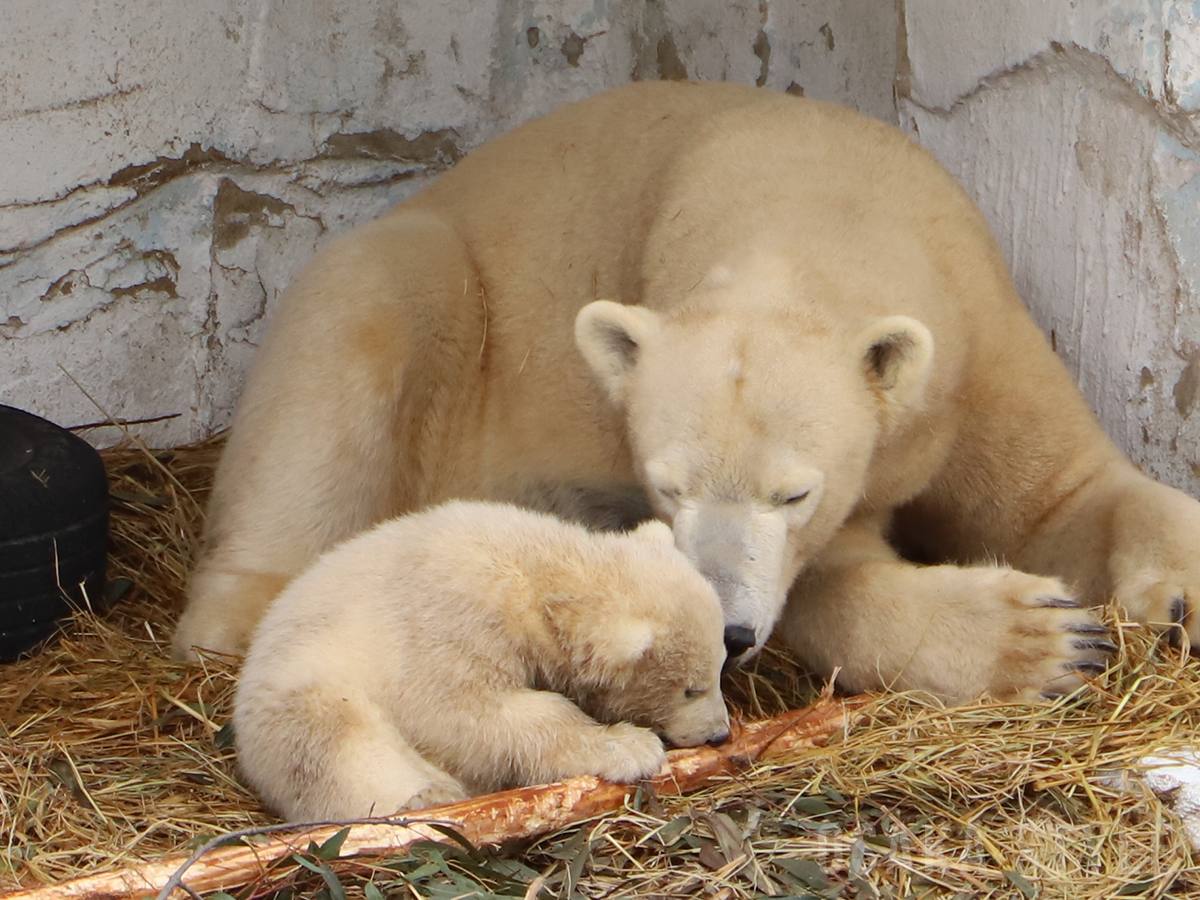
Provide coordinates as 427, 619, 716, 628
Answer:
179, 81, 1196, 704
233, 502, 729, 820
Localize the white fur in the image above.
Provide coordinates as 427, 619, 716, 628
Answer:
179, 81, 1195, 704
233, 501, 729, 820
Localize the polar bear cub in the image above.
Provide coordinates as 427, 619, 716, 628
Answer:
232, 501, 730, 820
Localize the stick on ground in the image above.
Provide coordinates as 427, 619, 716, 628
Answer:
2, 695, 864, 900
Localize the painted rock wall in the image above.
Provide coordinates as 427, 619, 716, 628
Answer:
0, 0, 896, 447
901, 0, 1200, 493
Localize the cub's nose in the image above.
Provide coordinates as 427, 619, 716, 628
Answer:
706, 730, 730, 747
723, 624, 756, 661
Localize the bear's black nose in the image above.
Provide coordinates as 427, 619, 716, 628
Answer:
723, 625, 756, 661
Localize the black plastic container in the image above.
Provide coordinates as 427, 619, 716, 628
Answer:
0, 404, 109, 660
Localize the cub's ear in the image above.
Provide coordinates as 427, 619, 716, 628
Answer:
628, 519, 674, 547
573, 614, 657, 684
575, 301, 662, 404
855, 315, 934, 411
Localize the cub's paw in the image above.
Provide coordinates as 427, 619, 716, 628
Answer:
397, 779, 470, 813
978, 571, 1114, 703
595, 723, 668, 782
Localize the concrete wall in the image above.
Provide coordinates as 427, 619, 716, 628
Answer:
8, 1, 1200, 498
901, 1, 1200, 493
0, 0, 896, 447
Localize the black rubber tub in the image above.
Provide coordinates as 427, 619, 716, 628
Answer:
0, 404, 109, 660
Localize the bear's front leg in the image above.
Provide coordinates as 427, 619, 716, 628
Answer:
1036, 470, 1200, 650
777, 518, 1112, 704
457, 690, 668, 791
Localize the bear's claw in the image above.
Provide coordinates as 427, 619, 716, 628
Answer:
1038, 596, 1081, 609
1071, 636, 1118, 654
1165, 596, 1190, 650
1069, 660, 1108, 675
1171, 597, 1188, 623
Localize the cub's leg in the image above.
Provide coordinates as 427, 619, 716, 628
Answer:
234, 684, 469, 820
442, 690, 668, 792
174, 212, 483, 659
778, 517, 1112, 704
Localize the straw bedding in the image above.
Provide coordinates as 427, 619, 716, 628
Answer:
1, 437, 1197, 898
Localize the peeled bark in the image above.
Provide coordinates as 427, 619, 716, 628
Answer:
3, 696, 865, 900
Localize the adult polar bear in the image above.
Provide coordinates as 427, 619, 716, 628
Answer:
176, 80, 1196, 702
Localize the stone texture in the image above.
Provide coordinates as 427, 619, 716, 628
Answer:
1, 0, 896, 447
902, 1, 1200, 493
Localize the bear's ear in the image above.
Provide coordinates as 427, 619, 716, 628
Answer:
575, 301, 662, 404
576, 615, 657, 683
855, 315, 934, 411
628, 519, 674, 547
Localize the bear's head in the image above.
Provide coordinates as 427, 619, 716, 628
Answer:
558, 520, 730, 748
575, 263, 934, 664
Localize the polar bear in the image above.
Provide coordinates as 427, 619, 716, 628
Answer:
176, 80, 1195, 703
232, 502, 729, 820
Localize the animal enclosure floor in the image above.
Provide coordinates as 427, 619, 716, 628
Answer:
1, 437, 1197, 899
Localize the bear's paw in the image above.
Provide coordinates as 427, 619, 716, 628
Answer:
588, 723, 668, 783
397, 779, 471, 812
977, 571, 1113, 703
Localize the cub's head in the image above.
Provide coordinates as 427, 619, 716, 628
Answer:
564, 521, 730, 748
575, 269, 934, 665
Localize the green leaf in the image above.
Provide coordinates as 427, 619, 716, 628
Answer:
821, 785, 845, 803
1116, 880, 1158, 896
776, 858, 830, 890
213, 722, 237, 751
409, 841, 452, 860
1003, 869, 1037, 899
314, 827, 351, 861
205, 893, 239, 900
291, 851, 348, 900
401, 860, 442, 881
363, 882, 385, 900
790, 796, 834, 816
563, 829, 592, 899
104, 577, 134, 604
655, 815, 691, 846
849, 837, 866, 875
427, 822, 480, 857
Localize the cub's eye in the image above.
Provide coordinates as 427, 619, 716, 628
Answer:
657, 485, 682, 502
684, 687, 708, 700
772, 490, 810, 507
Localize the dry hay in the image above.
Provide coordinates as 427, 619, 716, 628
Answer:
1, 436, 1198, 899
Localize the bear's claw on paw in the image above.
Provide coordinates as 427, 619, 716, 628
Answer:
1069, 660, 1108, 676
1037, 596, 1082, 609
1071, 636, 1118, 654
1172, 597, 1187, 623
1166, 596, 1190, 650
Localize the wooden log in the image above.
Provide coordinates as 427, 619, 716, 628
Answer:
3, 696, 866, 900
